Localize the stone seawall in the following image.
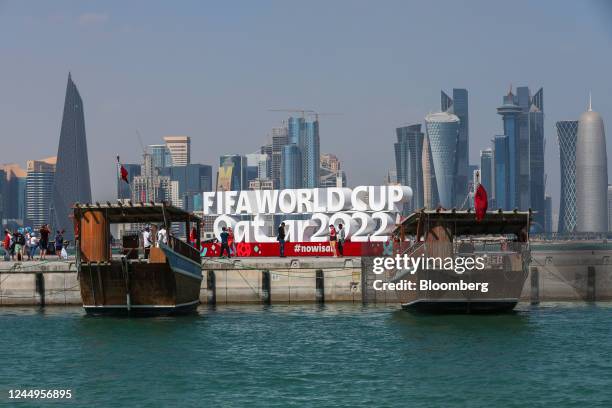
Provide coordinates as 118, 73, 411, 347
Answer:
1, 242, 612, 306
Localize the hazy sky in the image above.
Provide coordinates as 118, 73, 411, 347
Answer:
1, 0, 611, 218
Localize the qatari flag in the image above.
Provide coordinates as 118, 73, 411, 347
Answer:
474, 184, 488, 221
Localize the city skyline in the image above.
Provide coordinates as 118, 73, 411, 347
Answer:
1, 0, 612, 217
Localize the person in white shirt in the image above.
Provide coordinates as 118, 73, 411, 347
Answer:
156, 225, 168, 247
142, 226, 152, 259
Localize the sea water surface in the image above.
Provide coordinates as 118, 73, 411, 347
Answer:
1, 303, 611, 407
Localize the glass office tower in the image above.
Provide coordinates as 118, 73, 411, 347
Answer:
395, 124, 424, 211
425, 112, 459, 208
556, 120, 578, 233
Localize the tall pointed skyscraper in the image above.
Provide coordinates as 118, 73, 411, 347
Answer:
576, 94, 608, 233
51, 73, 92, 239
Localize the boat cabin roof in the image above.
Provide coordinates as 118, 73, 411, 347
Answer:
395, 210, 531, 237
73, 202, 202, 224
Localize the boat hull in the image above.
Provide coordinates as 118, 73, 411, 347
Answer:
391, 254, 528, 314
79, 256, 202, 316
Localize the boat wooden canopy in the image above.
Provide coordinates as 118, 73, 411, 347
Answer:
73, 202, 202, 224
395, 210, 532, 237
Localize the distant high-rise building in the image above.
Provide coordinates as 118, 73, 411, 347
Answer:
25, 157, 56, 229
320, 153, 346, 188
0, 164, 27, 221
576, 96, 608, 233
301, 120, 320, 188
218, 155, 245, 191
149, 144, 172, 168
51, 73, 92, 239
608, 185, 612, 233
495, 86, 545, 219
425, 112, 459, 208
493, 135, 509, 209
117, 163, 141, 200
288, 117, 305, 145
281, 144, 302, 189
480, 149, 493, 203
544, 196, 553, 234
158, 164, 213, 196
496, 89, 522, 209
271, 125, 288, 188
394, 124, 424, 211
441, 89, 469, 206
556, 120, 579, 233
528, 89, 545, 231
422, 135, 439, 209
163, 136, 190, 166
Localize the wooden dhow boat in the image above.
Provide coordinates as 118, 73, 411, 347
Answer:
389, 210, 531, 313
73, 202, 202, 315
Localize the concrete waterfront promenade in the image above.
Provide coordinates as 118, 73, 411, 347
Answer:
1, 241, 612, 306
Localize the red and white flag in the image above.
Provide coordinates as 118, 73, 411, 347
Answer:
474, 184, 488, 221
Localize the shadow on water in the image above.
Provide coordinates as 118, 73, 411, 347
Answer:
388, 307, 533, 337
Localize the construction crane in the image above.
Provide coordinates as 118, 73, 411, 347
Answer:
267, 108, 315, 118
268, 108, 343, 121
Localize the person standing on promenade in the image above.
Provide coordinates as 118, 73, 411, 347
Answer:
337, 223, 345, 257
2, 230, 11, 261
39, 224, 50, 260
328, 225, 338, 257
29, 233, 39, 260
227, 227, 235, 257
189, 226, 198, 249
142, 226, 152, 259
157, 224, 168, 246
277, 222, 286, 257
24, 229, 32, 261
219, 226, 230, 258
14, 229, 25, 262
54, 230, 64, 259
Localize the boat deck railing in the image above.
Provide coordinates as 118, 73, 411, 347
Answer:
167, 235, 201, 264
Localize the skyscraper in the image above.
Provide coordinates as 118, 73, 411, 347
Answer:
271, 125, 288, 188
608, 185, 612, 233
218, 155, 245, 191
493, 135, 508, 209
421, 135, 438, 209
51, 73, 92, 239
495, 86, 545, 218
529, 100, 546, 231
441, 89, 469, 207
556, 120, 578, 233
496, 89, 522, 209
480, 148, 493, 205
576, 96, 608, 233
320, 153, 347, 188
0, 163, 27, 221
281, 144, 302, 189
425, 112, 459, 208
163, 136, 191, 166
394, 124, 424, 211
25, 157, 56, 229
301, 120, 320, 188
149, 144, 172, 168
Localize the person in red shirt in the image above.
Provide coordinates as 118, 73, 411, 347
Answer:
329, 225, 338, 257
227, 227, 235, 257
189, 226, 199, 250
3, 230, 11, 259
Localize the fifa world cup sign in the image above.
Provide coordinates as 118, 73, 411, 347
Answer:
203, 186, 412, 243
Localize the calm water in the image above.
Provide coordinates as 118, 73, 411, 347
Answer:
1, 303, 611, 407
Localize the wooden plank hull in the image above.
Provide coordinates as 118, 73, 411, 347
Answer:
79, 258, 202, 316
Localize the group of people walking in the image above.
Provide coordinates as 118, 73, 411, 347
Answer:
2, 225, 65, 262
